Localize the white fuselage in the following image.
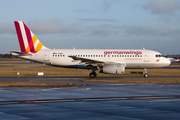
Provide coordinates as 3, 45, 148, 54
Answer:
13, 49, 171, 69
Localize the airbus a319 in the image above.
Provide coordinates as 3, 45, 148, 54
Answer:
11, 21, 171, 78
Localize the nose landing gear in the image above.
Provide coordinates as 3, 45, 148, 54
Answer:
144, 68, 148, 78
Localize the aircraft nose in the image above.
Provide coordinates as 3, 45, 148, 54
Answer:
165, 58, 171, 66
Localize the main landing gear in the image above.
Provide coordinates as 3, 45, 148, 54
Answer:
144, 68, 148, 78
89, 72, 97, 78
89, 67, 97, 78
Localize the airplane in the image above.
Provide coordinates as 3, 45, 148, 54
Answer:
11, 21, 171, 78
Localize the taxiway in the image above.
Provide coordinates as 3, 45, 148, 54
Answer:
0, 79, 180, 119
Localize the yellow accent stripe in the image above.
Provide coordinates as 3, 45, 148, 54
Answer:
35, 42, 43, 52
32, 35, 37, 44
26, 45, 30, 52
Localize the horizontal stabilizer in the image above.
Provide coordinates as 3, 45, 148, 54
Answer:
10, 51, 32, 56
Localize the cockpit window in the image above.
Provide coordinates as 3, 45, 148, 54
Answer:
156, 54, 163, 57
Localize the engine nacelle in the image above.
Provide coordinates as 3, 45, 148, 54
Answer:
99, 64, 125, 74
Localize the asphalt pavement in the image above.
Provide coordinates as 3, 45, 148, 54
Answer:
0, 81, 180, 120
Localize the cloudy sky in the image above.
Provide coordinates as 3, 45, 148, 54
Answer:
0, 0, 180, 54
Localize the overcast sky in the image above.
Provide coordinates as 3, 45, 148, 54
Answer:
0, 0, 180, 54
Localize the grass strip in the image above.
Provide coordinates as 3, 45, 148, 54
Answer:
0, 67, 179, 77
84, 78, 180, 83
0, 81, 75, 87
0, 59, 25, 61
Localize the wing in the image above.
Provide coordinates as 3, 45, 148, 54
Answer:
68, 56, 125, 67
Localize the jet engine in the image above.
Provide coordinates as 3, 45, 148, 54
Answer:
99, 63, 125, 74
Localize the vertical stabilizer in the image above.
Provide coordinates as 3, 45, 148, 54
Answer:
14, 21, 47, 53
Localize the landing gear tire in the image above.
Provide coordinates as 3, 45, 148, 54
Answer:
144, 68, 148, 78
144, 73, 148, 78
89, 72, 97, 78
